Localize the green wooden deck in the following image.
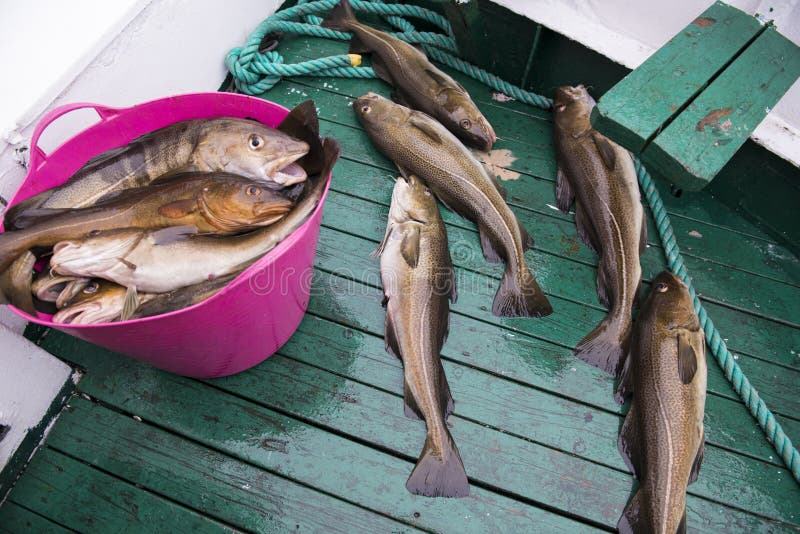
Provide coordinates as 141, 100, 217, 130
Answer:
1, 30, 800, 533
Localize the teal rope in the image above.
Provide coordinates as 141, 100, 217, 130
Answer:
228, 0, 800, 484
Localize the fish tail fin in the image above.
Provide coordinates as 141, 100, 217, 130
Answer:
573, 313, 630, 377
492, 266, 553, 318
617, 488, 649, 534
321, 0, 357, 31
3, 192, 52, 230
406, 430, 469, 498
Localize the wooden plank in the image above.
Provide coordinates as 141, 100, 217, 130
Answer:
591, 2, 763, 153
278, 33, 788, 245
260, 77, 800, 320
40, 336, 797, 532
7, 448, 236, 533
280, 311, 793, 469
318, 164, 800, 375
0, 501, 71, 534
47, 348, 598, 533
45, 398, 422, 534
644, 26, 800, 189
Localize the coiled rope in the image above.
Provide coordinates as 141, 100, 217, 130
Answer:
227, 0, 800, 483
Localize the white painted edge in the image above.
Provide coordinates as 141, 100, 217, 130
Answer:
494, 0, 800, 168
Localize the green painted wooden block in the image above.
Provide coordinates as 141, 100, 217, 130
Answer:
643, 26, 800, 190
591, 1, 763, 153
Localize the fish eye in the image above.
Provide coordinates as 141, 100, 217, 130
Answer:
88, 229, 101, 237
655, 282, 669, 293
83, 282, 99, 294
248, 134, 264, 150
360, 104, 371, 114
460, 119, 471, 130
245, 185, 261, 197
424, 188, 432, 196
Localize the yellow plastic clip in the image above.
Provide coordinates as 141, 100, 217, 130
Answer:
348, 54, 362, 67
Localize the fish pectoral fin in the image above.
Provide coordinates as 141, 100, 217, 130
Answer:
555, 165, 575, 213
689, 430, 705, 484
590, 132, 618, 170
121, 286, 139, 321
400, 225, 421, 268
478, 224, 504, 263
369, 54, 393, 84
158, 199, 199, 219
151, 226, 198, 245
403, 380, 424, 420
424, 67, 450, 87
408, 114, 444, 145
617, 400, 643, 478
371, 222, 393, 259
677, 332, 698, 384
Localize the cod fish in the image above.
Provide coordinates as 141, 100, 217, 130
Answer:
50, 139, 340, 295
0, 173, 294, 276
553, 85, 645, 376
0, 251, 37, 314
355, 93, 551, 318
3, 100, 321, 227
615, 271, 707, 534
376, 175, 468, 497
53, 274, 237, 324
323, 0, 496, 151
31, 271, 91, 308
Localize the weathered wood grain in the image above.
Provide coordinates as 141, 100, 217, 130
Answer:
0, 501, 71, 534
7, 448, 238, 533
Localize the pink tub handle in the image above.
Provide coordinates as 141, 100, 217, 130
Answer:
28, 102, 123, 172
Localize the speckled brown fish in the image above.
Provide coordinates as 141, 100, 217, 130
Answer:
376, 175, 468, 498
0, 173, 294, 276
615, 271, 707, 534
355, 92, 551, 318
323, 0, 495, 150
553, 85, 645, 376
49, 139, 340, 296
3, 101, 320, 227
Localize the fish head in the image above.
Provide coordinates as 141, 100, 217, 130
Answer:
199, 178, 295, 231
50, 229, 144, 278
31, 273, 88, 304
438, 88, 496, 151
194, 118, 310, 188
641, 271, 698, 329
353, 92, 407, 135
52, 280, 127, 324
553, 85, 596, 130
389, 175, 438, 226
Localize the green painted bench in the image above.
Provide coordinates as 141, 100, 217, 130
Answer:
591, 1, 800, 191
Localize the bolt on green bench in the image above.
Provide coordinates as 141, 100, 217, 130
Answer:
590, 1, 800, 191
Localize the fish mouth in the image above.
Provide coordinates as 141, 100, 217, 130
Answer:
252, 200, 294, 224
553, 85, 593, 111
266, 152, 308, 186
53, 301, 116, 325
55, 278, 92, 309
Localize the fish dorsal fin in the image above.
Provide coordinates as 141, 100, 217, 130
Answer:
384, 308, 402, 360
677, 332, 698, 384
688, 430, 705, 484
408, 115, 443, 145
617, 400, 642, 478
614, 348, 634, 404
574, 201, 601, 256
556, 165, 574, 213
617, 487, 644, 534
158, 199, 198, 219
437, 360, 455, 418
151, 226, 198, 245
591, 132, 617, 170
370, 54, 393, 84
400, 224, 421, 268
639, 211, 648, 255
121, 285, 139, 321
79, 144, 132, 173
424, 67, 450, 87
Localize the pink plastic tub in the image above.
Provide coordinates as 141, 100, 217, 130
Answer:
2, 93, 331, 378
